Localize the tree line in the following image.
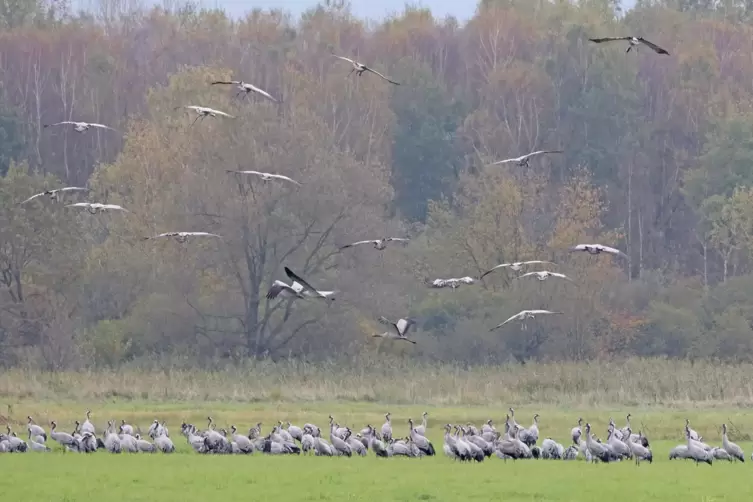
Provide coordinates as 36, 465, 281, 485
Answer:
2, 0, 753, 369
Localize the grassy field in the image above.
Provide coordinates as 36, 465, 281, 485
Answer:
1, 399, 752, 501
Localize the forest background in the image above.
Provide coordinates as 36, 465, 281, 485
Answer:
2, 0, 753, 374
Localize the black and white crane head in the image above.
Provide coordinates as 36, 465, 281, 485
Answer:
480, 260, 556, 279
490, 150, 563, 168
425, 276, 476, 290
330, 53, 400, 85
142, 232, 223, 244
225, 170, 301, 186
211, 80, 280, 103
65, 202, 129, 214
490, 309, 563, 331
588, 36, 670, 55
43, 121, 118, 133
569, 243, 627, 259
374, 315, 417, 344
515, 270, 574, 283
20, 187, 89, 205
265, 266, 337, 303
175, 105, 235, 126
340, 237, 410, 251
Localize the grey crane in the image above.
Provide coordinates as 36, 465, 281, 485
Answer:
120, 419, 134, 436
66, 202, 129, 214
480, 260, 556, 279
517, 414, 539, 447
516, 270, 574, 283
50, 421, 79, 451
490, 310, 563, 331
584, 423, 618, 463
211, 80, 279, 103
425, 276, 476, 289
685, 419, 701, 441
381, 413, 393, 443
685, 425, 712, 465
721, 424, 744, 462
589, 36, 670, 55
413, 412, 429, 436
266, 266, 337, 302
340, 237, 409, 251
344, 429, 367, 456
134, 434, 157, 453
175, 105, 235, 126
143, 231, 222, 243
331, 53, 400, 85
43, 121, 118, 133
624, 427, 652, 464
229, 425, 254, 454
226, 169, 301, 186
153, 431, 175, 453
408, 418, 435, 456
20, 187, 89, 205
2, 426, 28, 452
103, 421, 122, 453
489, 150, 563, 167
569, 243, 627, 259
27, 417, 47, 442
374, 315, 417, 344
79, 431, 98, 453
28, 433, 51, 452
80, 410, 95, 435
540, 438, 565, 460
285, 422, 303, 442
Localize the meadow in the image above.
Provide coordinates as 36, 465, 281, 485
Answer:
2, 359, 753, 501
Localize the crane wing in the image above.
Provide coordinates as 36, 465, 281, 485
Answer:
43, 121, 77, 128
340, 240, 377, 250
266, 280, 297, 300
489, 157, 519, 165
248, 84, 280, 103
101, 204, 129, 212
284, 267, 321, 297
529, 310, 563, 315
385, 237, 409, 243
395, 318, 415, 336
524, 150, 563, 159
268, 174, 301, 185
208, 108, 235, 118
480, 263, 511, 278
331, 54, 357, 65
638, 38, 670, 55
59, 187, 89, 193
65, 202, 92, 208
490, 313, 522, 331
515, 272, 538, 279
589, 37, 632, 43
362, 66, 400, 85
211, 80, 241, 85
19, 192, 45, 204
522, 260, 554, 266
88, 123, 118, 132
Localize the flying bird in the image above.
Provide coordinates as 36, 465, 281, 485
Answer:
175, 105, 235, 126
425, 277, 476, 289
225, 170, 301, 185
490, 310, 563, 331
374, 316, 417, 344
265, 266, 337, 302
211, 80, 279, 103
339, 237, 409, 251
65, 202, 129, 214
570, 244, 627, 258
515, 271, 574, 283
20, 187, 89, 205
143, 232, 223, 243
331, 54, 400, 85
490, 150, 563, 167
588, 36, 670, 55
480, 260, 555, 279
43, 121, 118, 133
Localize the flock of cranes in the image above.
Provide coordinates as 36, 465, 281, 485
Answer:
18, 35, 671, 339
2, 410, 748, 466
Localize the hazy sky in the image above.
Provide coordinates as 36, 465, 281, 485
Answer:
209, 0, 638, 22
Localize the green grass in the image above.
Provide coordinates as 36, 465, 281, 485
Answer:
1, 401, 752, 501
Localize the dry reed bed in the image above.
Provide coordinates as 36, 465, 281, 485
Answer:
1, 358, 752, 406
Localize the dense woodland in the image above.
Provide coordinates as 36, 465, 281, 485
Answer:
3, 0, 753, 369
